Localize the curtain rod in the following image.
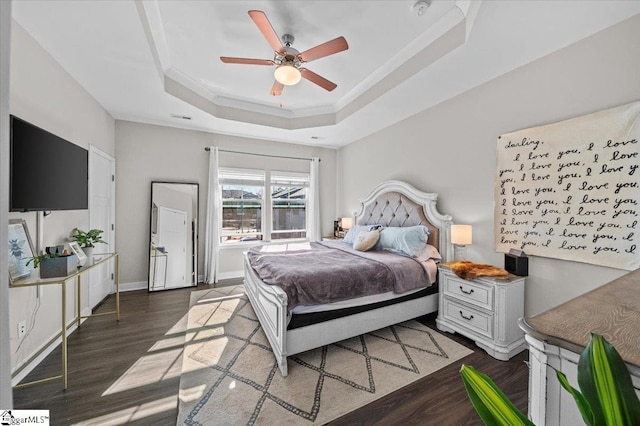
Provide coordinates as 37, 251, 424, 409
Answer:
204, 147, 320, 162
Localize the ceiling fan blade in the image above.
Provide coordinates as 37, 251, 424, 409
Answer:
220, 57, 274, 65
248, 10, 285, 54
300, 68, 337, 92
270, 81, 284, 96
299, 36, 348, 62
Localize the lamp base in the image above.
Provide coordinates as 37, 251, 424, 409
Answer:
454, 245, 467, 261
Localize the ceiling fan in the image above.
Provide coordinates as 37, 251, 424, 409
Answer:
220, 10, 349, 96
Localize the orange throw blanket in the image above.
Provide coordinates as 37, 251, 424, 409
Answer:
444, 261, 510, 280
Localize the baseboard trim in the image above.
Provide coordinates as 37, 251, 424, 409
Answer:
217, 270, 243, 281
119, 281, 147, 292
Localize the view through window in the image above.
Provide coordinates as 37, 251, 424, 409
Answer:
220, 168, 309, 244
271, 171, 308, 240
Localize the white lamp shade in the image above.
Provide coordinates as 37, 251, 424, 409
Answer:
341, 217, 353, 230
274, 65, 301, 85
451, 224, 472, 245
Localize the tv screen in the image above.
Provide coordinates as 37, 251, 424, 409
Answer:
10, 115, 88, 212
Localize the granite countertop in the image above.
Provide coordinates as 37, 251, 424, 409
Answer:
521, 268, 640, 368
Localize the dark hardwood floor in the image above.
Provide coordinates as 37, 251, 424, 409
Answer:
14, 281, 528, 425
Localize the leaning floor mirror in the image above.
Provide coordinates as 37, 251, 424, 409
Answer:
148, 181, 199, 291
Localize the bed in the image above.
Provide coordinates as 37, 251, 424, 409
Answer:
243, 180, 453, 376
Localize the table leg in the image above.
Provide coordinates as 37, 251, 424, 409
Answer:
77, 275, 81, 328
62, 282, 67, 390
116, 253, 120, 322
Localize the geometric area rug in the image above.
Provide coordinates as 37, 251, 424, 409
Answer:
177, 285, 472, 425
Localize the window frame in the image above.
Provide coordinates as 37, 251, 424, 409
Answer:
218, 167, 311, 246
219, 167, 266, 246
270, 170, 310, 241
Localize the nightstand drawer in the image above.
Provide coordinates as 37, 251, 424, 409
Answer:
443, 277, 493, 310
443, 298, 493, 339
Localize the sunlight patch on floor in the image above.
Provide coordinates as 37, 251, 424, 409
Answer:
178, 384, 207, 403
185, 325, 225, 345
102, 348, 183, 396
102, 289, 238, 397
165, 311, 189, 336
149, 334, 189, 352
188, 297, 239, 329
181, 336, 229, 374
73, 395, 177, 426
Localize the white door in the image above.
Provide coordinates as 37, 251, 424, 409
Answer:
157, 207, 188, 289
89, 146, 115, 309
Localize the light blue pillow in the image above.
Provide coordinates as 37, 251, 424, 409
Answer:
343, 224, 380, 244
375, 225, 429, 257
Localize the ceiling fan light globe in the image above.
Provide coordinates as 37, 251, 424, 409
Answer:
274, 65, 301, 86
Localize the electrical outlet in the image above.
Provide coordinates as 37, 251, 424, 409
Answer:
18, 321, 26, 338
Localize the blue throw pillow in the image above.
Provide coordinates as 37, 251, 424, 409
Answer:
344, 225, 368, 244
375, 225, 429, 257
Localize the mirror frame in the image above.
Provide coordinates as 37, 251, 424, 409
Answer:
148, 181, 199, 291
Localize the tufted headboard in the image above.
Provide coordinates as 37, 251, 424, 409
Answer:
354, 181, 454, 261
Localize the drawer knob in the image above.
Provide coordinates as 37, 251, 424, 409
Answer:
459, 286, 474, 295
459, 310, 474, 321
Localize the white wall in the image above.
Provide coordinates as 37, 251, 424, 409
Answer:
1, 0, 13, 407
8, 22, 115, 378
115, 120, 338, 286
338, 13, 640, 316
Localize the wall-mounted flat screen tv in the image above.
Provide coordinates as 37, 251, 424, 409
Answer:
10, 115, 88, 212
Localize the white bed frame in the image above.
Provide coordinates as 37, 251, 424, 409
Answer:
243, 180, 453, 376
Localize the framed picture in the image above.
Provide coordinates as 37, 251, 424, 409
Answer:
68, 241, 87, 265
8, 219, 36, 283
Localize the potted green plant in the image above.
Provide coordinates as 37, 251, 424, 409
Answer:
26, 252, 78, 278
460, 333, 640, 425
70, 228, 106, 260
25, 253, 56, 270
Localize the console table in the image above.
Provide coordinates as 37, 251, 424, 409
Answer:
519, 268, 640, 425
9, 253, 120, 390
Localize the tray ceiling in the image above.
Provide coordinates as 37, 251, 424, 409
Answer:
11, 1, 640, 147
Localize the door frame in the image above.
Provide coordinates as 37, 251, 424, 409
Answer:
89, 145, 116, 305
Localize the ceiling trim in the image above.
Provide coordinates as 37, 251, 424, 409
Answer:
136, 0, 477, 130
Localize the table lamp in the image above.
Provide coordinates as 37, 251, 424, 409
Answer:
451, 224, 472, 260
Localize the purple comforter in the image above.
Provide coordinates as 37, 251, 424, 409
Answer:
247, 241, 430, 310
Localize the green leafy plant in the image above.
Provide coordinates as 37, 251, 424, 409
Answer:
460, 364, 534, 426
460, 333, 640, 426
71, 228, 106, 248
25, 253, 61, 269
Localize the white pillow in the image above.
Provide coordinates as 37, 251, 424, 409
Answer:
415, 243, 442, 262
353, 229, 380, 252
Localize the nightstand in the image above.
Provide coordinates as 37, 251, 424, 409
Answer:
436, 265, 526, 360
322, 236, 342, 241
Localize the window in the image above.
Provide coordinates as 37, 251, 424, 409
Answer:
219, 168, 310, 244
220, 168, 264, 244
271, 171, 309, 240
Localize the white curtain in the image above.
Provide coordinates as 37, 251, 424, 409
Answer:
204, 147, 220, 284
308, 157, 321, 242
